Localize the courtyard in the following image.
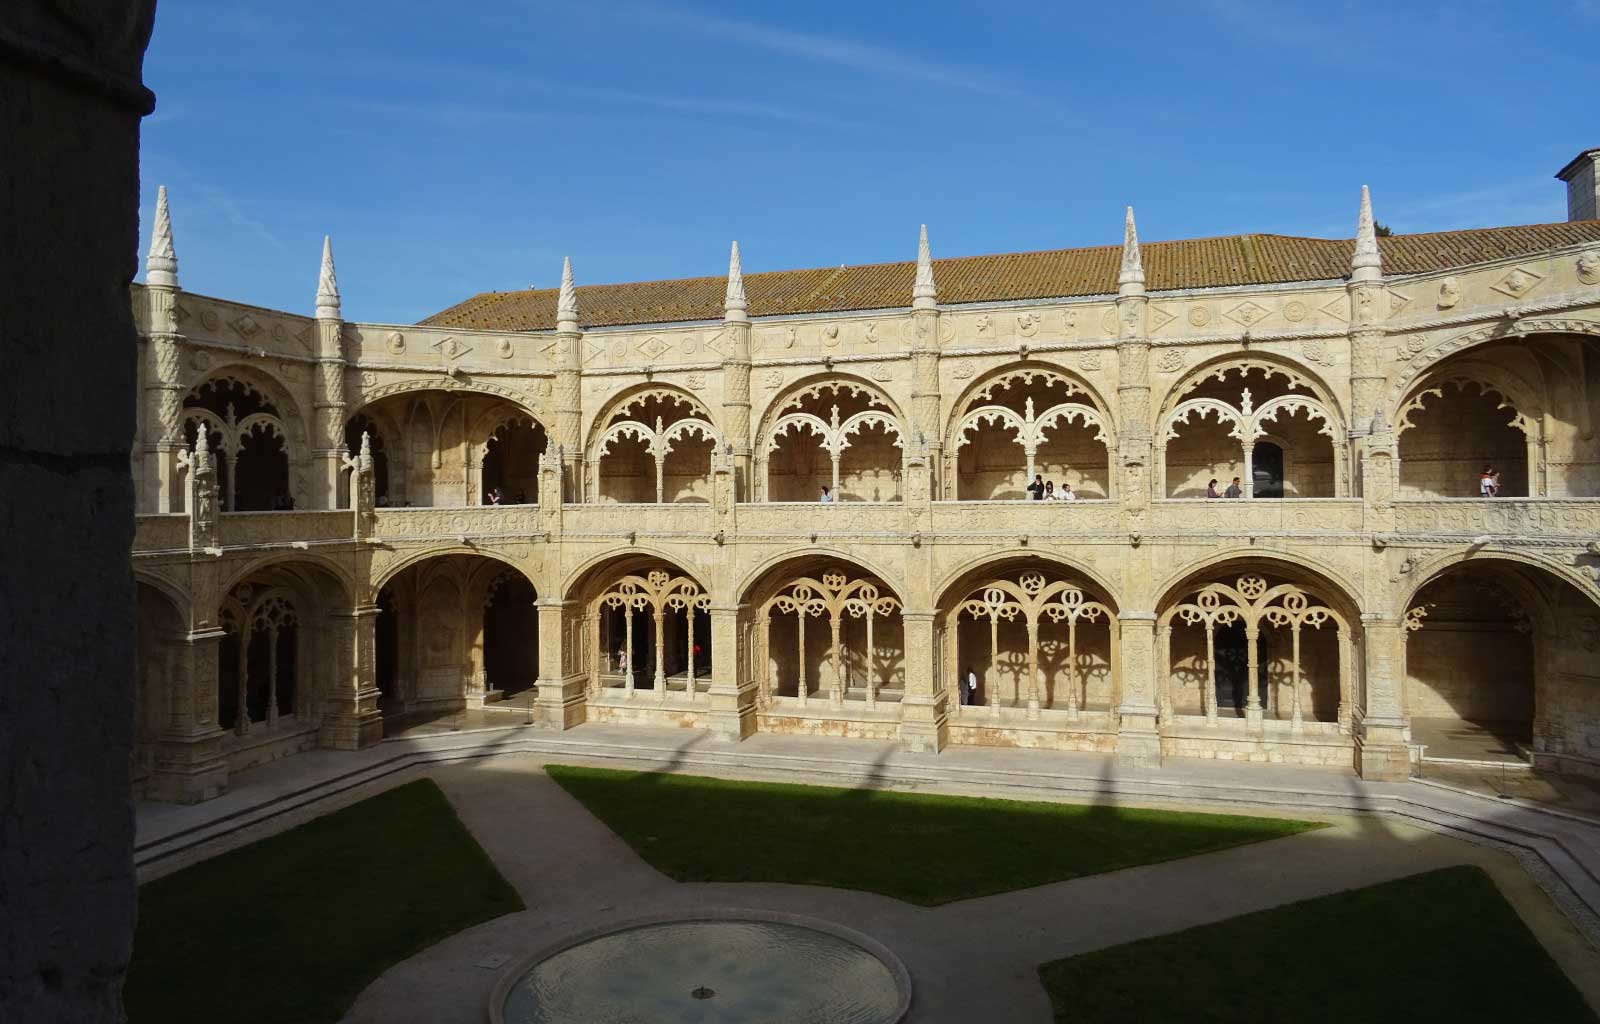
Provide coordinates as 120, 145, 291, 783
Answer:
130, 724, 1600, 1023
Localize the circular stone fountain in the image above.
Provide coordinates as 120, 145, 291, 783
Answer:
490, 910, 911, 1024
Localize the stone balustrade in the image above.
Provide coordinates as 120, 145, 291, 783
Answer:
1392, 498, 1600, 540
133, 496, 1600, 556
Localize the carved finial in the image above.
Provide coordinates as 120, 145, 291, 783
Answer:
359, 430, 373, 471
912, 224, 938, 309
1118, 207, 1145, 296
146, 185, 179, 289
316, 235, 341, 319
556, 256, 579, 331
724, 241, 748, 322
1352, 185, 1382, 282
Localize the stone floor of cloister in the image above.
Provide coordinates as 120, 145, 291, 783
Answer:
135, 723, 1600, 1023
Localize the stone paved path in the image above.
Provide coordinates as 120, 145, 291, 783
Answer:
342, 757, 1599, 1023
131, 724, 1600, 1022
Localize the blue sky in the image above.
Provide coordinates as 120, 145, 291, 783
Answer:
138, 1, 1598, 324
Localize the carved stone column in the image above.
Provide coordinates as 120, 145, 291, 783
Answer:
898, 610, 947, 753
910, 225, 943, 496
1116, 210, 1153, 520
706, 603, 755, 741
319, 605, 383, 750
312, 238, 347, 510
554, 335, 583, 499
1115, 610, 1163, 767
536, 598, 586, 729
146, 626, 230, 803
143, 293, 186, 513
1354, 614, 1410, 780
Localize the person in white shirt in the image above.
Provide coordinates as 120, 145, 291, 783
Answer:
819, 486, 834, 503
963, 667, 979, 706
1043, 481, 1056, 500
1060, 483, 1076, 501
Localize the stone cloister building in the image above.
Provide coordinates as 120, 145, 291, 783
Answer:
130, 152, 1600, 803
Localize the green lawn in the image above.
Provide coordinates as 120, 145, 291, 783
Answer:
1039, 865, 1596, 1024
544, 764, 1321, 905
125, 779, 522, 1024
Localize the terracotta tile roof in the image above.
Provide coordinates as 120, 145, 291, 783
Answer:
421, 220, 1600, 331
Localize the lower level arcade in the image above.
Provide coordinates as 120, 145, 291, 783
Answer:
131, 550, 1600, 803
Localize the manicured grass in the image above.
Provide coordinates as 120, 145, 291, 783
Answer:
125, 779, 522, 1024
1038, 865, 1596, 1024
543, 764, 1321, 905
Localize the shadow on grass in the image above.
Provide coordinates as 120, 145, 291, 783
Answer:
124, 778, 522, 1024
1037, 865, 1598, 1024
543, 761, 1323, 907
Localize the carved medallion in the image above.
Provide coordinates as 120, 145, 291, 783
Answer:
1578, 252, 1600, 286
1078, 351, 1102, 371
1187, 304, 1211, 327
1282, 300, 1308, 322
1016, 312, 1040, 337
385, 331, 405, 354
496, 337, 514, 359
200, 309, 221, 331
1101, 308, 1119, 336
1436, 277, 1461, 309
1155, 349, 1186, 373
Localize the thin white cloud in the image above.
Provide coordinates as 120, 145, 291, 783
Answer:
197, 184, 286, 250
624, 2, 1027, 99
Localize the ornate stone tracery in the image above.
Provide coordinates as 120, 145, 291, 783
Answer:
757, 572, 902, 708
592, 570, 710, 701
953, 571, 1111, 720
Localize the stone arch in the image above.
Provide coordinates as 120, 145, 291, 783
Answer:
374, 551, 540, 713
1394, 357, 1548, 498
562, 547, 710, 600
755, 374, 908, 502
218, 552, 357, 612
734, 546, 907, 608
1154, 549, 1363, 624
741, 551, 907, 708
133, 568, 192, 624
566, 552, 713, 704
585, 385, 719, 504
1395, 548, 1600, 618
1156, 554, 1358, 732
935, 552, 1121, 719
1157, 356, 1346, 499
933, 548, 1124, 614
1157, 351, 1346, 428
1388, 317, 1600, 410
353, 377, 544, 423
944, 363, 1116, 500
373, 544, 544, 597
190, 362, 310, 443
134, 578, 191, 795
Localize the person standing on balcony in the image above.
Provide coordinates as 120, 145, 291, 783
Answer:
1026, 474, 1045, 500
1489, 468, 1502, 497
1060, 483, 1077, 501
1043, 481, 1056, 500
1207, 478, 1221, 498
819, 485, 834, 503
1224, 477, 1242, 498
1479, 466, 1496, 498
964, 666, 978, 706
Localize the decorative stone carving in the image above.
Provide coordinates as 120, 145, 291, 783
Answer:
1078, 351, 1103, 371
496, 337, 514, 359
950, 362, 975, 380
1437, 277, 1461, 309
1155, 349, 1186, 373
1578, 251, 1600, 286
1016, 312, 1039, 337
434, 336, 470, 359
1282, 300, 1308, 323
229, 314, 261, 340
762, 369, 783, 390
1492, 266, 1544, 299
1223, 301, 1270, 328
189, 349, 210, 372
1101, 308, 1119, 336
976, 314, 992, 334
200, 309, 220, 332
1148, 305, 1176, 332
686, 372, 707, 390
821, 325, 839, 348
1187, 304, 1211, 328
638, 336, 671, 359
1302, 338, 1336, 367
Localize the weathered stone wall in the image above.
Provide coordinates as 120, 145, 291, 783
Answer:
1, 4, 155, 1021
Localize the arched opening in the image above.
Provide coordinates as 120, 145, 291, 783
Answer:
373, 554, 539, 719
759, 379, 903, 502
214, 561, 348, 752
938, 557, 1117, 721
1158, 559, 1356, 753
590, 389, 716, 504
347, 391, 546, 508
345, 414, 390, 504
948, 367, 1112, 500
1399, 562, 1574, 766
1397, 380, 1529, 498
573, 555, 712, 706
481, 415, 542, 504
1159, 363, 1341, 499
483, 567, 539, 703
184, 377, 293, 511
745, 555, 905, 710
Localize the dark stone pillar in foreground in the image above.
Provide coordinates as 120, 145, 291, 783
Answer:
0, 5, 156, 1021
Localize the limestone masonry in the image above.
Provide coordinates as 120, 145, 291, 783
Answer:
130, 159, 1600, 803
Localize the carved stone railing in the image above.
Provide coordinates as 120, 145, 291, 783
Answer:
1150, 499, 1366, 534
562, 502, 716, 537
133, 513, 189, 552
221, 510, 351, 546
1392, 499, 1600, 539
373, 505, 542, 540
928, 499, 1123, 535
736, 502, 906, 536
